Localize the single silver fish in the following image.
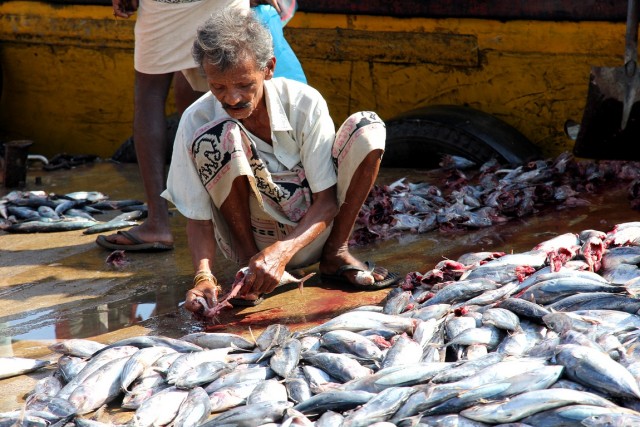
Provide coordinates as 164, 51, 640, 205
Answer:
5, 219, 99, 233
284, 367, 312, 404
172, 360, 231, 389
67, 356, 133, 414
55, 355, 87, 383
300, 311, 417, 336
256, 324, 291, 352
430, 352, 505, 384
121, 368, 170, 409
121, 346, 176, 391
246, 379, 288, 405
314, 410, 344, 427
30, 377, 63, 397
554, 343, 640, 399
24, 393, 77, 419
341, 386, 415, 427
421, 279, 498, 307
522, 404, 640, 426
301, 365, 341, 394
165, 348, 231, 385
129, 386, 189, 427
57, 346, 139, 400
380, 334, 422, 369
208, 380, 262, 413
303, 352, 372, 383
495, 320, 545, 357
205, 366, 276, 394
423, 365, 564, 417
444, 326, 503, 350
292, 390, 375, 416
481, 307, 521, 332
0, 357, 51, 380
270, 338, 302, 378
202, 400, 292, 427
582, 412, 640, 426
320, 330, 383, 362
64, 191, 108, 202
280, 407, 315, 427
49, 339, 106, 358
82, 220, 140, 235
372, 362, 453, 389
179, 331, 255, 350
172, 387, 211, 427
460, 388, 616, 424
91, 336, 203, 356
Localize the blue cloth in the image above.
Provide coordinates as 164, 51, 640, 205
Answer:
253, 5, 307, 84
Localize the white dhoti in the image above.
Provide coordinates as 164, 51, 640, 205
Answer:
134, 0, 249, 90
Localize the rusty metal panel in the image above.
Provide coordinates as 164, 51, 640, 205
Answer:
30, 0, 626, 21
1, 8, 134, 48
286, 28, 479, 67
296, 0, 625, 22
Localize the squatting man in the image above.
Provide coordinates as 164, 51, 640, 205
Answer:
161, 8, 401, 314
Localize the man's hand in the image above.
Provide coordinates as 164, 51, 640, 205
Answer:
250, 0, 280, 13
184, 278, 219, 314
112, 0, 137, 18
240, 245, 288, 296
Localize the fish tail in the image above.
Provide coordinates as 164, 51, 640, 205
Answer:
297, 272, 316, 294
298, 272, 316, 284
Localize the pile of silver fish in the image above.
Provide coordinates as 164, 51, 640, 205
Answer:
0, 190, 145, 233
7, 222, 640, 426
352, 152, 640, 245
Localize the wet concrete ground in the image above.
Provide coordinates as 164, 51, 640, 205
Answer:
0, 160, 638, 410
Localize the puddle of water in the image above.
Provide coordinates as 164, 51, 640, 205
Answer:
12, 324, 56, 343
10, 303, 161, 343
7, 286, 187, 343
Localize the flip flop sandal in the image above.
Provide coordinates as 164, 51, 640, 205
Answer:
320, 261, 402, 289
228, 295, 265, 307
96, 230, 174, 252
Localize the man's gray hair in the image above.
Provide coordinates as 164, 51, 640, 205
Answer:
192, 8, 274, 72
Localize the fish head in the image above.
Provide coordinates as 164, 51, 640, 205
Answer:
542, 312, 572, 334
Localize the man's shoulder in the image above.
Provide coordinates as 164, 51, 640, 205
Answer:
270, 77, 323, 99
176, 93, 222, 141
181, 93, 220, 124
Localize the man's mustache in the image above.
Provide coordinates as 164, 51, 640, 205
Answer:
223, 102, 251, 110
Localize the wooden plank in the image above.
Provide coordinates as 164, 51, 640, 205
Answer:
0, 5, 133, 48
286, 28, 479, 67
31, 0, 626, 21
296, 0, 626, 21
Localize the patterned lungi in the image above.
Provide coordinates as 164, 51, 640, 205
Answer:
190, 112, 386, 268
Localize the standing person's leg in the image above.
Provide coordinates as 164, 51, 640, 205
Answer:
173, 71, 204, 114
97, 71, 174, 250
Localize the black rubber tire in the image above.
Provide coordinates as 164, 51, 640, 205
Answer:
111, 113, 180, 163
382, 105, 542, 168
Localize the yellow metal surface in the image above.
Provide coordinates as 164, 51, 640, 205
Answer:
0, 1, 628, 158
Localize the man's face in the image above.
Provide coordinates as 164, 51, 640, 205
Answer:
203, 56, 275, 121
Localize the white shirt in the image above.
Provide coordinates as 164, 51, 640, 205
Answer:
162, 77, 337, 221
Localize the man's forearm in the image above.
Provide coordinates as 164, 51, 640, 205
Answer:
258, 187, 338, 271
186, 219, 217, 273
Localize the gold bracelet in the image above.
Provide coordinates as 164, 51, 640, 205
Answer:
193, 270, 219, 290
